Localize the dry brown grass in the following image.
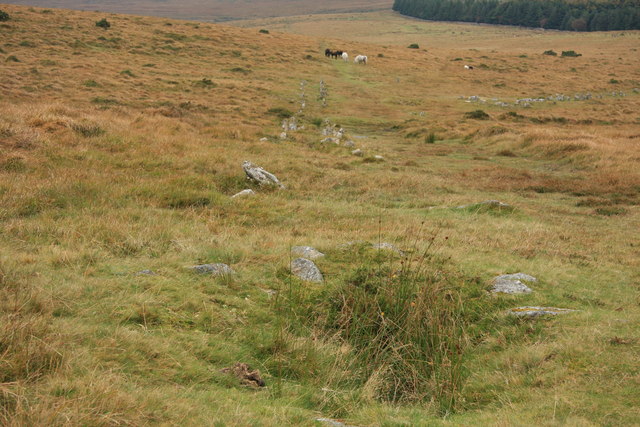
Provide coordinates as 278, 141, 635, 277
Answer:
1, 4, 639, 425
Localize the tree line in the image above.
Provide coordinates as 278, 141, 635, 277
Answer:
392, 0, 640, 31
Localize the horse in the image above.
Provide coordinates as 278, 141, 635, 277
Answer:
354, 55, 367, 65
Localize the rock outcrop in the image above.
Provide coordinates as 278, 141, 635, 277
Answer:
242, 161, 285, 189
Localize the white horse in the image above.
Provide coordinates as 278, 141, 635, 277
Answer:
342, 52, 349, 62
354, 55, 367, 65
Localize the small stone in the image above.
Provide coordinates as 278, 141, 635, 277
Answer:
231, 189, 255, 199
372, 242, 404, 256
191, 263, 234, 276
259, 137, 268, 142
321, 137, 340, 144
492, 273, 537, 294
291, 258, 323, 282
457, 200, 513, 211
315, 418, 356, 427
373, 155, 385, 161
291, 246, 325, 260
343, 140, 355, 148
352, 149, 363, 157
136, 269, 155, 276
508, 306, 576, 318
279, 131, 287, 139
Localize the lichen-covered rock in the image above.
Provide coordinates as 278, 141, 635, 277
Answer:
231, 189, 255, 199
352, 149, 363, 157
191, 263, 234, 276
291, 258, 323, 282
242, 161, 285, 189
508, 306, 576, 318
291, 246, 325, 260
343, 140, 355, 148
492, 273, 536, 294
373, 155, 385, 161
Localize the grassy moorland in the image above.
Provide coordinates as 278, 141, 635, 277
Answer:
1, 4, 639, 426
1, 0, 393, 22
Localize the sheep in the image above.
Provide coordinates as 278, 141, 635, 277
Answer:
342, 52, 349, 62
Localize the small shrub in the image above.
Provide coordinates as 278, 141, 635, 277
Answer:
0, 157, 27, 172
91, 96, 120, 106
561, 50, 581, 57
96, 18, 110, 29
378, 53, 384, 58
195, 78, 216, 88
230, 67, 251, 74
267, 107, 294, 119
19, 41, 36, 48
497, 149, 517, 157
6, 55, 19, 63
0, 10, 9, 21
464, 110, 490, 120
70, 122, 105, 137
83, 79, 99, 87
452, 57, 463, 61
120, 69, 135, 77
259, 29, 269, 34
408, 43, 420, 49
609, 79, 619, 84
425, 132, 436, 144
595, 207, 627, 216
543, 50, 557, 56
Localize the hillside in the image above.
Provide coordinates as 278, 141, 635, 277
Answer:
1, 0, 393, 21
1, 4, 640, 426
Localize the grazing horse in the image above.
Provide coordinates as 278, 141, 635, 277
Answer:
325, 49, 344, 59
354, 55, 367, 65
342, 52, 349, 62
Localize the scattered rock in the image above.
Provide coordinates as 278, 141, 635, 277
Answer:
291, 258, 323, 282
351, 149, 363, 157
321, 137, 340, 144
231, 189, 255, 199
315, 418, 356, 427
492, 273, 536, 294
343, 139, 355, 148
135, 269, 155, 276
259, 137, 268, 142
372, 242, 404, 256
291, 246, 325, 260
190, 263, 234, 276
508, 306, 576, 318
373, 155, 385, 161
457, 200, 514, 212
242, 161, 285, 189
220, 362, 265, 387
279, 131, 287, 139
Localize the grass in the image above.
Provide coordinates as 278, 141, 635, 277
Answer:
0, 4, 639, 426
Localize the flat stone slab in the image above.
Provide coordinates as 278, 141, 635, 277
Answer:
231, 189, 255, 199
492, 273, 537, 294
508, 306, 576, 318
291, 246, 325, 260
190, 263, 234, 276
291, 258, 323, 282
